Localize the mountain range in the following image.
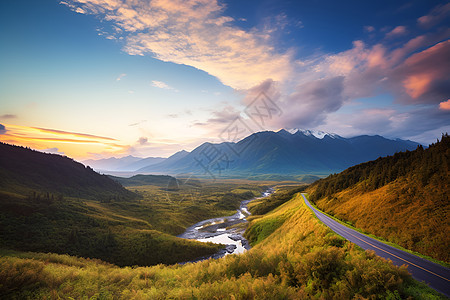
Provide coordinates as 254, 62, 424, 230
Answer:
82, 129, 420, 177
83, 155, 165, 172
138, 129, 420, 177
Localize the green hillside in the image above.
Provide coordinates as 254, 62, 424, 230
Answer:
308, 134, 450, 263
0, 142, 135, 201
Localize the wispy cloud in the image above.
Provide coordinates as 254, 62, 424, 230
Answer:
1, 124, 127, 159
75, 7, 86, 14
364, 25, 375, 33
417, 3, 450, 28
129, 120, 147, 126
385, 26, 407, 38
151, 80, 177, 91
116, 73, 126, 81
0, 114, 17, 119
31, 127, 117, 141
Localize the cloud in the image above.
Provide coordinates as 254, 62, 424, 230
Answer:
151, 80, 177, 91
385, 26, 407, 39
251, 34, 450, 135
138, 137, 148, 145
193, 105, 241, 128
65, 0, 294, 90
65, 0, 450, 142
75, 7, 86, 14
364, 26, 375, 33
207, 105, 241, 124
319, 106, 450, 143
314, 37, 450, 105
1, 123, 129, 159
32, 127, 117, 141
42, 147, 65, 155
60, 0, 86, 14
116, 73, 126, 81
1, 114, 17, 119
199, 35, 450, 137
390, 40, 450, 104
417, 3, 450, 28
439, 99, 450, 110
191, 105, 243, 140
129, 120, 147, 126
274, 76, 346, 128
0, 124, 6, 134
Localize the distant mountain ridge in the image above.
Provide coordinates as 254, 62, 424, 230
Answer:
83, 155, 165, 172
137, 129, 420, 176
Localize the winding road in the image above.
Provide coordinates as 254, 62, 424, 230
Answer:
302, 194, 450, 297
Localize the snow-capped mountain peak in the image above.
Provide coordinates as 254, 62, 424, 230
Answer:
283, 128, 338, 139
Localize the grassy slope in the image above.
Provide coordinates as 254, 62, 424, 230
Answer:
0, 190, 222, 267
0, 192, 444, 299
307, 135, 449, 263
309, 180, 449, 264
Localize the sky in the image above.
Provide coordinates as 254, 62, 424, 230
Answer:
0, 0, 449, 160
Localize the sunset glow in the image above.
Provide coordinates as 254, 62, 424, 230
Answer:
0, 0, 449, 159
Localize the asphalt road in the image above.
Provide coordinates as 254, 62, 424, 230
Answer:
302, 194, 450, 297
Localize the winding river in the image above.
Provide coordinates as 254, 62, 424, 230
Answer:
178, 188, 274, 261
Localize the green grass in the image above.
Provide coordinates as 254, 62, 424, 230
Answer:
247, 185, 307, 216
245, 216, 286, 245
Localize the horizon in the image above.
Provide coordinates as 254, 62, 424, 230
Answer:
1, 0, 449, 160
82, 128, 432, 161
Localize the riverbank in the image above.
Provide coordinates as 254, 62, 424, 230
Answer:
178, 188, 274, 262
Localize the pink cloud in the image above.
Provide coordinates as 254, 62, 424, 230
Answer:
385, 26, 407, 38
392, 40, 450, 103
439, 99, 450, 110
418, 3, 450, 28
402, 74, 432, 99
367, 44, 387, 68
